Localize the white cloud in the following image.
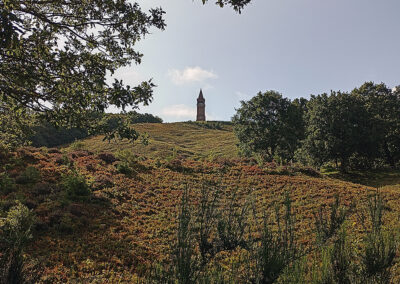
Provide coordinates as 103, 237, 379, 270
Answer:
161, 104, 197, 119
168, 66, 217, 85
160, 104, 217, 121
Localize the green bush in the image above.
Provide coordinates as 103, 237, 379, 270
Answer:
69, 140, 86, 151
0, 201, 38, 283
115, 162, 133, 175
0, 173, 15, 195
62, 174, 91, 202
15, 166, 40, 185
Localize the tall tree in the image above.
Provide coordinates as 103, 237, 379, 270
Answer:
301, 91, 370, 170
351, 82, 400, 168
232, 91, 304, 162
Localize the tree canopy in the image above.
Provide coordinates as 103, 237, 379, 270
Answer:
1, 0, 165, 128
233, 83, 400, 171
201, 0, 252, 13
232, 91, 304, 162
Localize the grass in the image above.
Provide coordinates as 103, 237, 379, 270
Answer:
67, 122, 239, 160
2, 123, 400, 282
322, 167, 400, 188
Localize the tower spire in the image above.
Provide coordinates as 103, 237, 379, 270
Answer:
196, 89, 206, 121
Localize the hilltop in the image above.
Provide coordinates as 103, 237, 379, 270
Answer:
68, 122, 239, 160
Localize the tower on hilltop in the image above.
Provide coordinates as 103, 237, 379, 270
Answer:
196, 89, 206, 121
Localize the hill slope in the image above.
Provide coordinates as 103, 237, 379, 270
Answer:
2, 122, 400, 282
70, 122, 239, 160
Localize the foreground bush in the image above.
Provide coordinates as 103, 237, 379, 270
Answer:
0, 201, 39, 284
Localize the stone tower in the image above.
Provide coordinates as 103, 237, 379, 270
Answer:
196, 89, 206, 121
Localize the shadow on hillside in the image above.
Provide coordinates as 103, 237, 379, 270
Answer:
325, 169, 400, 188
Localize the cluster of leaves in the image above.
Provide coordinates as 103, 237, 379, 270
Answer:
232, 91, 305, 163
0, 201, 39, 283
201, 0, 252, 13
233, 82, 400, 171
300, 82, 400, 171
1, 0, 165, 126
30, 122, 88, 148
311, 192, 397, 284
62, 173, 91, 202
0, 103, 34, 151
28, 111, 162, 148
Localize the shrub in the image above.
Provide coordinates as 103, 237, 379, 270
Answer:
312, 227, 355, 284
0, 173, 15, 195
55, 154, 71, 166
314, 194, 347, 244
174, 187, 199, 284
62, 174, 91, 202
0, 201, 38, 283
15, 166, 40, 185
115, 162, 133, 175
216, 189, 250, 252
361, 192, 397, 282
69, 140, 86, 151
251, 193, 297, 284
32, 183, 53, 195
97, 153, 117, 164
165, 158, 185, 172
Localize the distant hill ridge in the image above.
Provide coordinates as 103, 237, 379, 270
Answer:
65, 121, 239, 160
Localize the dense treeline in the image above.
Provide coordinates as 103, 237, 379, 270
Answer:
28, 111, 163, 148
233, 82, 400, 170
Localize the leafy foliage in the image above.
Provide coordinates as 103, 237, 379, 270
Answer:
0, 103, 34, 150
0, 173, 15, 195
361, 192, 397, 282
15, 166, 40, 185
232, 91, 305, 162
1, 0, 165, 124
314, 194, 347, 244
0, 201, 38, 284
201, 0, 252, 13
62, 173, 91, 202
236, 82, 400, 171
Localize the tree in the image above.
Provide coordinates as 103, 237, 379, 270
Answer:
232, 91, 304, 162
0, 102, 34, 150
351, 82, 400, 168
0, 0, 166, 147
201, 0, 252, 13
300, 91, 370, 170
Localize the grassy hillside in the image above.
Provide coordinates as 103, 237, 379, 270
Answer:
70, 122, 239, 160
2, 122, 400, 282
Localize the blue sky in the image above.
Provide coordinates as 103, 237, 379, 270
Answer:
111, 0, 400, 122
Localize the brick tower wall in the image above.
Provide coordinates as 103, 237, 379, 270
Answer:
196, 90, 206, 121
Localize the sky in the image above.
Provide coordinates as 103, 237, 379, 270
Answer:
110, 0, 400, 122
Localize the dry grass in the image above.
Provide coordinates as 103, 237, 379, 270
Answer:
67, 122, 239, 160
2, 123, 400, 282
